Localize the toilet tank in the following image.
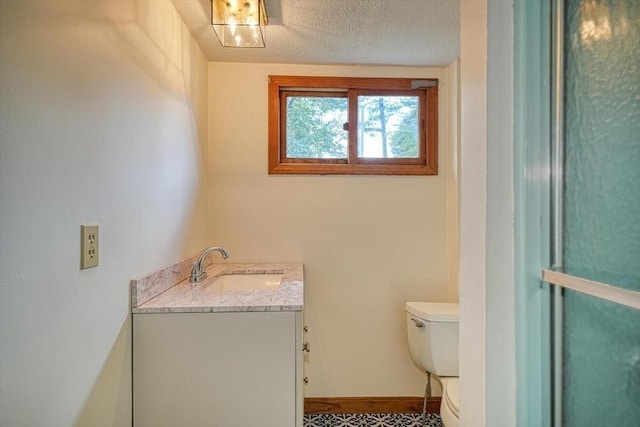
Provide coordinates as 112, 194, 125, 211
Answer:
405, 302, 459, 377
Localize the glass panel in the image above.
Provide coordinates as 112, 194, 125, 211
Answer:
285, 96, 348, 159
563, 0, 640, 426
564, 0, 640, 291
211, 0, 266, 47
357, 95, 419, 158
563, 290, 640, 426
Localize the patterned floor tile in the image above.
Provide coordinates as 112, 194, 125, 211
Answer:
303, 413, 443, 427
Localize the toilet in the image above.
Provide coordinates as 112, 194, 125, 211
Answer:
405, 302, 460, 427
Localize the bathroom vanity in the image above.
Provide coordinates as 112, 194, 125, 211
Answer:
131, 261, 304, 427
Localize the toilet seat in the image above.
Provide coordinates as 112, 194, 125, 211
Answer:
440, 377, 459, 427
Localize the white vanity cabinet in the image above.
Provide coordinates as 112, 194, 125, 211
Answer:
133, 310, 304, 427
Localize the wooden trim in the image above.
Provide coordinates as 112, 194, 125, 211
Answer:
304, 396, 441, 415
270, 75, 438, 91
268, 163, 436, 175
268, 75, 439, 176
268, 76, 281, 173
279, 90, 288, 163
426, 84, 439, 174
347, 89, 358, 165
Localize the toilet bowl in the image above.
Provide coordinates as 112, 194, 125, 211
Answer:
439, 377, 459, 427
405, 302, 459, 427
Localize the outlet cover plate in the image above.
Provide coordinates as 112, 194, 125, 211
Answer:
81, 224, 99, 269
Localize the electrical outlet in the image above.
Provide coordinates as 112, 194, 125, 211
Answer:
81, 224, 99, 269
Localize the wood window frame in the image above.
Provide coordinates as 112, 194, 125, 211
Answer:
268, 75, 438, 175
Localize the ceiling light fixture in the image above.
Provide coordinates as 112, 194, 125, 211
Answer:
211, 0, 268, 48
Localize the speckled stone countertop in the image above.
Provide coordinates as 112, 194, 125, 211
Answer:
131, 262, 303, 314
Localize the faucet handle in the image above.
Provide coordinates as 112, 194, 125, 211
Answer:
190, 261, 207, 283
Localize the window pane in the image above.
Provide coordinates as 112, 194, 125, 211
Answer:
357, 96, 420, 158
286, 96, 348, 159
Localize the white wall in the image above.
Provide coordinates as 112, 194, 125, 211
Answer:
0, 1, 209, 426
459, 0, 488, 425
208, 62, 459, 397
459, 0, 518, 425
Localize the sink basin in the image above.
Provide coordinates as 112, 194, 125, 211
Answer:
212, 273, 283, 291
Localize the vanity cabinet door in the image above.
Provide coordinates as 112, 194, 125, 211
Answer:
133, 311, 299, 427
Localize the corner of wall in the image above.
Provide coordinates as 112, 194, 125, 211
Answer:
0, 1, 212, 425
459, 0, 488, 425
445, 59, 461, 303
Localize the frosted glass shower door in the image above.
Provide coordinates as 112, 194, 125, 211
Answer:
558, 0, 640, 426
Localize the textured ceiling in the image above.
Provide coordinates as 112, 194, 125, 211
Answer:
171, 0, 460, 66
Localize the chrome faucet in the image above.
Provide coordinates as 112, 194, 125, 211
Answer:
190, 246, 229, 283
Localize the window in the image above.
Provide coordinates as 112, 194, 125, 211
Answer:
268, 76, 438, 175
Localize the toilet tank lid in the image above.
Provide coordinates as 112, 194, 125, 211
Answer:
405, 302, 459, 322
